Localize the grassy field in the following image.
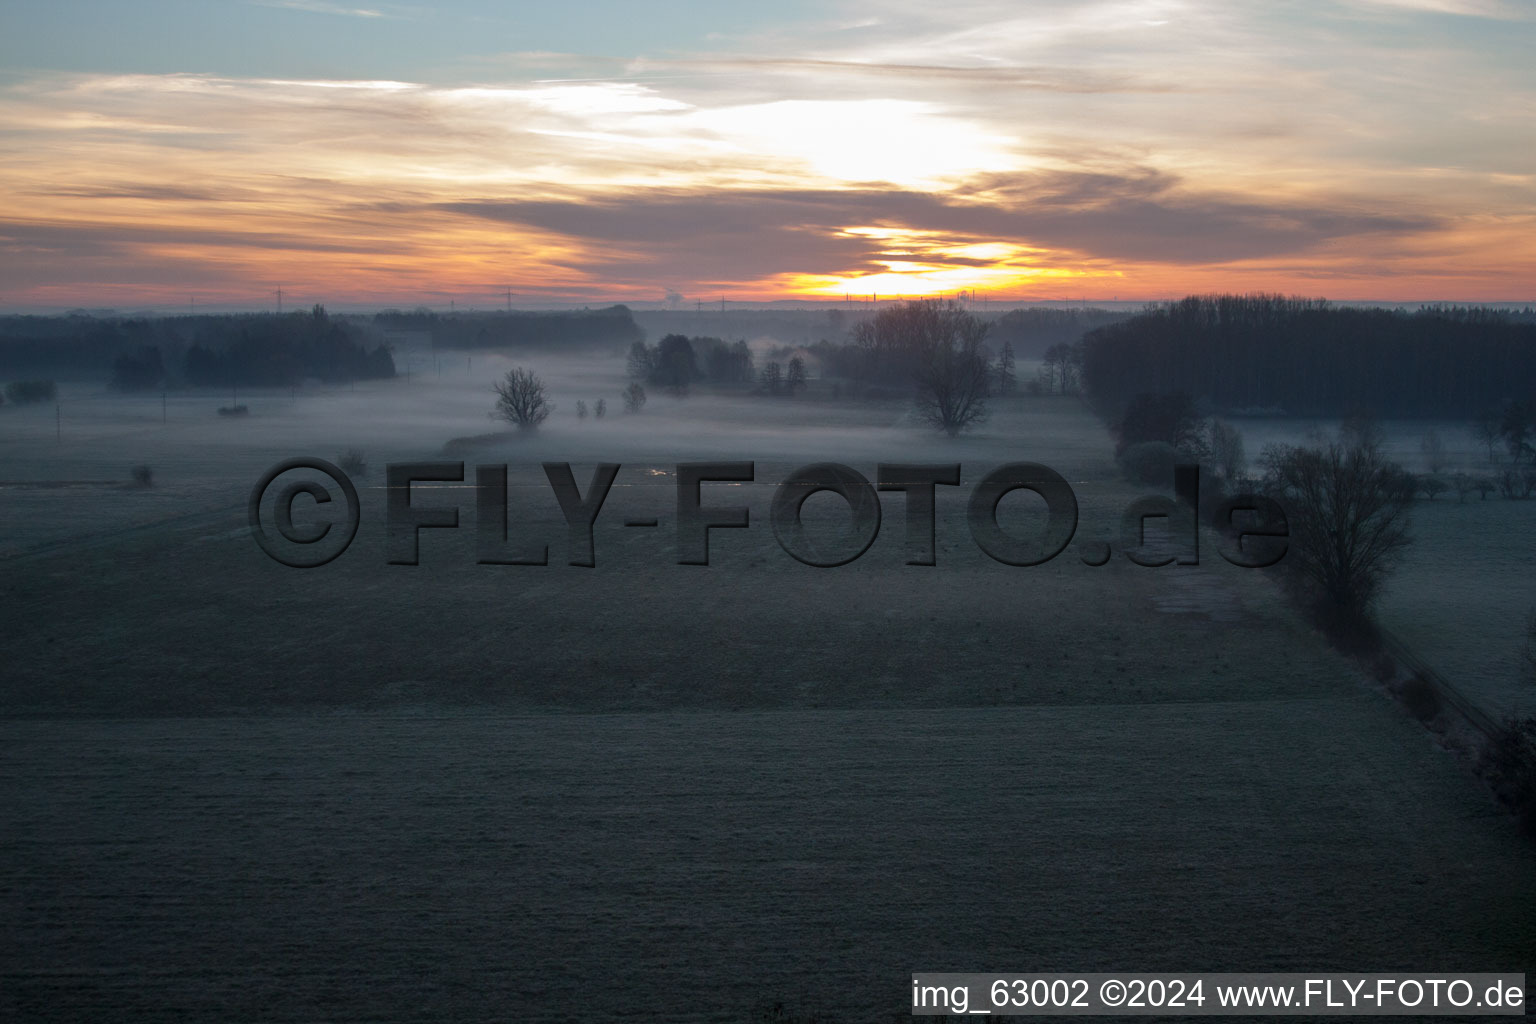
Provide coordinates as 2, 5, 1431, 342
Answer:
2, 368, 1533, 1021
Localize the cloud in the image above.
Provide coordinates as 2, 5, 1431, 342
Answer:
250, 0, 402, 18
442, 170, 1438, 269
2, 0, 1533, 307
1344, 0, 1531, 18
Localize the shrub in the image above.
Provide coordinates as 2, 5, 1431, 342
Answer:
1479, 717, 1536, 836
1117, 441, 1180, 487
130, 465, 154, 488
5, 379, 57, 404
217, 404, 249, 417
338, 449, 367, 477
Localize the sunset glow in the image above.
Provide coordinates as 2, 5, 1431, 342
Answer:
2, 1, 1533, 308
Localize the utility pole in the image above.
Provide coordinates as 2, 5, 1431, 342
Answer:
505, 287, 511, 312
275, 286, 283, 314
162, 390, 166, 424
56, 400, 61, 442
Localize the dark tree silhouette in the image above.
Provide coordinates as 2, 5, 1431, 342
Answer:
626, 340, 653, 381
1260, 427, 1413, 629
1041, 342, 1078, 394
896, 299, 991, 436
1207, 417, 1246, 480
994, 340, 1016, 396
653, 334, 698, 396
760, 361, 783, 395
786, 356, 807, 394
623, 381, 646, 413
1472, 412, 1502, 462
1114, 392, 1206, 457
110, 346, 164, 391
492, 367, 552, 430
1079, 294, 1536, 419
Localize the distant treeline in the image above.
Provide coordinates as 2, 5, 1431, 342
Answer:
1080, 295, 1536, 418
0, 308, 394, 389
620, 306, 1119, 397
987, 307, 1130, 359
375, 306, 643, 351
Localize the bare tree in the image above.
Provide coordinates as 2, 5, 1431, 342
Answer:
492, 366, 552, 431
760, 361, 783, 395
786, 356, 808, 394
994, 339, 1016, 396
1207, 417, 1246, 480
903, 299, 991, 436
1471, 412, 1501, 462
1260, 427, 1413, 628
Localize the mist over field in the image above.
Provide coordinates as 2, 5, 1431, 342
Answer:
3, 298, 1535, 1024
5, 0, 1536, 1018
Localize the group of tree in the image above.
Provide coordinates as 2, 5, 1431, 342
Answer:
1035, 342, 1082, 395
626, 334, 754, 395
987, 306, 1131, 359
0, 308, 394, 389
854, 300, 992, 435
1080, 294, 1536, 419
183, 306, 394, 388
1470, 401, 1536, 463
757, 357, 808, 396
1111, 392, 1246, 486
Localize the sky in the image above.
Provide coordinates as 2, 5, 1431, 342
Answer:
1, 0, 1533, 309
